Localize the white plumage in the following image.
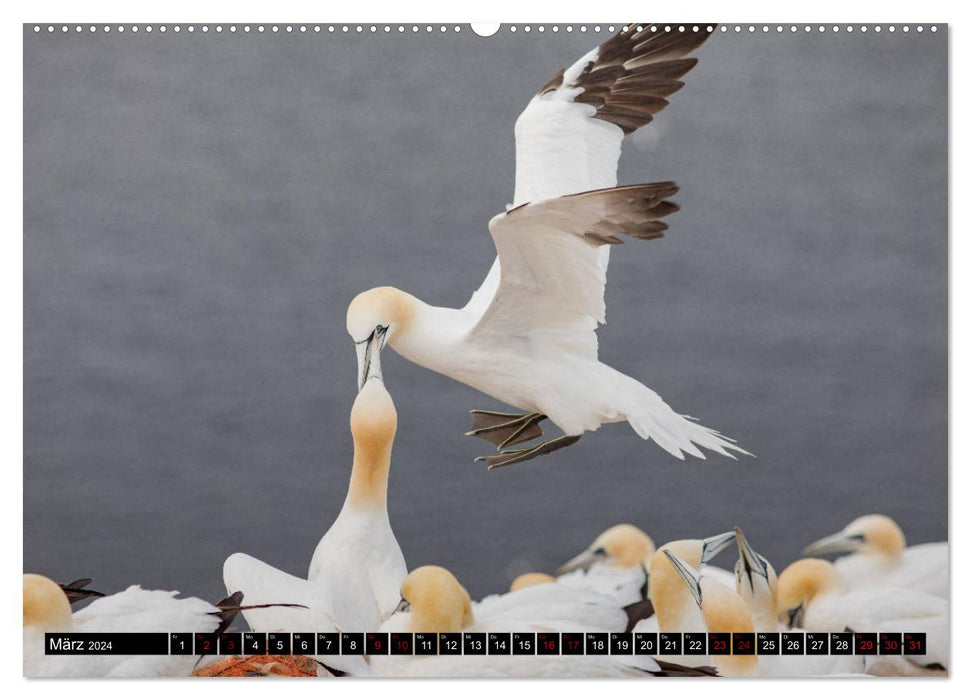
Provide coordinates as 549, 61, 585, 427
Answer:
803, 514, 948, 597
222, 374, 406, 676
24, 577, 224, 678
347, 26, 748, 468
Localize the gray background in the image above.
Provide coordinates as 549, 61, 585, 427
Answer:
24, 25, 947, 605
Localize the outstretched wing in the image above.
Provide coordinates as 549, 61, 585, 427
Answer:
466, 24, 714, 315
469, 183, 679, 356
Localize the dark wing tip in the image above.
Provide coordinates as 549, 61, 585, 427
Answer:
568, 24, 716, 134
575, 182, 682, 246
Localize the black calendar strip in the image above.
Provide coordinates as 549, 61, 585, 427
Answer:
45, 631, 927, 656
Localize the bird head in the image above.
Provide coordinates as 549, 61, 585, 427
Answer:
509, 572, 556, 592
776, 558, 840, 628
346, 287, 416, 391
399, 566, 474, 633
733, 527, 778, 624
803, 514, 906, 558
555, 523, 656, 575
23, 574, 73, 631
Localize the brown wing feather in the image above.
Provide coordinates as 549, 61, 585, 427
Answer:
541, 23, 716, 135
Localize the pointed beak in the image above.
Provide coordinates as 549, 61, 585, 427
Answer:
663, 550, 704, 608
734, 526, 768, 587
555, 549, 606, 576
803, 530, 864, 556
355, 327, 388, 391
700, 530, 737, 564
785, 603, 805, 629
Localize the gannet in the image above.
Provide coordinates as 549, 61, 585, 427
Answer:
23, 574, 244, 677
803, 514, 948, 598
371, 565, 713, 677
777, 558, 949, 675
346, 25, 749, 468
554, 523, 656, 606
663, 550, 758, 677
733, 528, 865, 676
509, 572, 556, 592
631, 532, 736, 666
222, 355, 406, 675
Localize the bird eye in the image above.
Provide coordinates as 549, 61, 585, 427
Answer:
593, 547, 607, 556
375, 324, 386, 333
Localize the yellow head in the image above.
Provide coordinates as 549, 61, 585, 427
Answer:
556, 523, 655, 575
776, 558, 840, 622
347, 287, 419, 389
662, 551, 757, 677
804, 514, 906, 558
509, 572, 556, 592
733, 527, 779, 631
23, 574, 73, 631
400, 566, 474, 633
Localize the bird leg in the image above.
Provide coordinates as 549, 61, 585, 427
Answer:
466, 410, 546, 448
475, 434, 582, 470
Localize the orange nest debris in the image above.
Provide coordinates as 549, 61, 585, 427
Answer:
193, 654, 320, 677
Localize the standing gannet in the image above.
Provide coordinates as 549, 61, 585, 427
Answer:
803, 514, 948, 597
346, 25, 749, 468
733, 528, 865, 677
371, 566, 712, 677
777, 558, 949, 675
23, 574, 242, 677
554, 523, 656, 606
222, 355, 406, 675
662, 550, 757, 677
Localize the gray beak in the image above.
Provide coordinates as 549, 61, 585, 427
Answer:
555, 549, 607, 576
663, 550, 703, 608
734, 526, 768, 588
700, 530, 737, 564
803, 530, 865, 556
355, 327, 388, 391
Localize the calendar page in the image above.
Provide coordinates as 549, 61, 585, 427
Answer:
22, 21, 948, 679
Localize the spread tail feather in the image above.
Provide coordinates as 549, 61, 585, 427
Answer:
622, 378, 751, 460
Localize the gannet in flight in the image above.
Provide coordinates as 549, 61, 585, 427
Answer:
346, 25, 749, 468
371, 565, 714, 677
803, 514, 948, 598
23, 574, 257, 677
222, 354, 406, 675
777, 558, 949, 675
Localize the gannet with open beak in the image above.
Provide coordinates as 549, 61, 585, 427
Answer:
370, 566, 714, 677
23, 574, 253, 677
222, 353, 406, 675
777, 558, 949, 675
733, 528, 865, 676
346, 25, 749, 469
554, 523, 656, 606
803, 514, 948, 598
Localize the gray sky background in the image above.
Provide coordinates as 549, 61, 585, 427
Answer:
24, 25, 947, 604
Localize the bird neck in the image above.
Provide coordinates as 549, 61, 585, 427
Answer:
345, 440, 392, 510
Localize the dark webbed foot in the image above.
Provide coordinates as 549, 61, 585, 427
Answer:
466, 410, 546, 448
475, 434, 582, 469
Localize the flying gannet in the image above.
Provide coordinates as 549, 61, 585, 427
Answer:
22, 574, 257, 677
803, 514, 948, 598
222, 352, 406, 676
346, 24, 749, 468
